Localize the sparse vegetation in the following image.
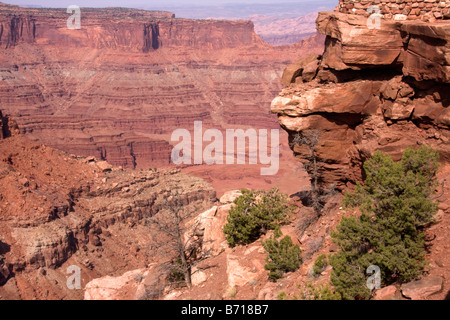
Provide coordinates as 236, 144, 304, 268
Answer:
167, 257, 186, 284
148, 195, 205, 289
299, 282, 342, 300
277, 283, 341, 300
290, 131, 337, 215
330, 146, 440, 300
223, 188, 294, 247
262, 226, 302, 281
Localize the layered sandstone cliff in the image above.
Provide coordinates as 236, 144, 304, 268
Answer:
0, 3, 324, 172
272, 10, 450, 189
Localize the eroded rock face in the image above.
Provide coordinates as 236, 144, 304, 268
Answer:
84, 264, 169, 300
272, 11, 450, 189
0, 131, 216, 299
316, 12, 404, 69
0, 111, 5, 139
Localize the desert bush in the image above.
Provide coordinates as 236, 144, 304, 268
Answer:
313, 254, 328, 277
299, 282, 342, 300
223, 188, 293, 247
262, 227, 302, 281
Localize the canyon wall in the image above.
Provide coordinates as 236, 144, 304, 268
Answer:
0, 3, 324, 171
272, 10, 450, 189
337, 0, 450, 20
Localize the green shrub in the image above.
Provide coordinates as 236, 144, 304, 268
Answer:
167, 258, 185, 284
313, 254, 328, 277
331, 146, 440, 300
223, 188, 293, 247
278, 282, 341, 300
277, 291, 289, 300
262, 227, 302, 281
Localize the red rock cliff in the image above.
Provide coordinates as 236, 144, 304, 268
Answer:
0, 4, 259, 51
272, 10, 450, 189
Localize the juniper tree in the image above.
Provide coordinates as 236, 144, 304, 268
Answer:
223, 188, 293, 247
313, 254, 328, 277
330, 146, 440, 300
262, 226, 302, 281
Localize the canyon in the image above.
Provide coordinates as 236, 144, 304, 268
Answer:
251, 12, 320, 45
0, 2, 324, 197
0, 1, 321, 300
1, 0, 450, 301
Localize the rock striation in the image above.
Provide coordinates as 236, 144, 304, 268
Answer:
0, 120, 216, 299
272, 8, 450, 189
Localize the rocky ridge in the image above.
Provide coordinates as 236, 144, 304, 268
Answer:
0, 116, 216, 299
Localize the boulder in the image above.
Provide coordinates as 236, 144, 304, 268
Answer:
219, 190, 242, 204
96, 161, 113, 172
373, 285, 399, 300
184, 204, 231, 258
382, 100, 415, 120
201, 205, 230, 257
226, 254, 265, 288
84, 269, 147, 300
191, 267, 208, 287
401, 276, 444, 300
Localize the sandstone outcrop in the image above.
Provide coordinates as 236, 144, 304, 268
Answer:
272, 9, 450, 189
84, 264, 169, 300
